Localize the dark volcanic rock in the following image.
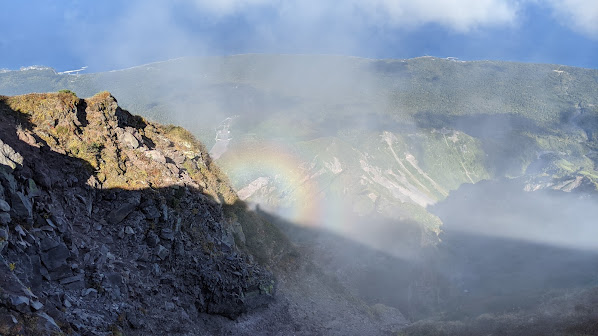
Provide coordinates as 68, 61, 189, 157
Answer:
11, 191, 32, 219
40, 243, 70, 272
10, 296, 30, 313
160, 228, 174, 240
30, 300, 44, 311
0, 198, 10, 212
146, 231, 160, 247
0, 212, 10, 224
107, 201, 138, 224
40, 236, 60, 252
0, 93, 278, 335
156, 245, 169, 260
142, 204, 161, 219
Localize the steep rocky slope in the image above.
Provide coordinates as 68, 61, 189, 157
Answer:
0, 92, 410, 335
0, 92, 282, 334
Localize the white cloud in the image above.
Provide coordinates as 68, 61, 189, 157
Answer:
190, 0, 521, 32
350, 0, 519, 32
190, 0, 273, 16
71, 0, 597, 71
547, 0, 598, 38
189, 0, 598, 40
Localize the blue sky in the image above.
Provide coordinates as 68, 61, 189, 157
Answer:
1, 0, 597, 72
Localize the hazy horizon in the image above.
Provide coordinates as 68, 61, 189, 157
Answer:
2, 1, 598, 72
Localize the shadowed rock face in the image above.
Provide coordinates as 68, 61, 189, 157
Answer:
0, 92, 415, 336
0, 93, 276, 335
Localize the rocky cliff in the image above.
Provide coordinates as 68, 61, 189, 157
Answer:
0, 92, 280, 335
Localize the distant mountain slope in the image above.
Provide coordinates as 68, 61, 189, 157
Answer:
2, 55, 597, 127
1, 55, 597, 241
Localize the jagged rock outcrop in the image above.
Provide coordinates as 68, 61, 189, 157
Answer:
0, 92, 277, 335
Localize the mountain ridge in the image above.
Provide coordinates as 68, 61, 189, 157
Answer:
2, 55, 598, 334
0, 92, 279, 334
0, 91, 411, 335
2, 53, 596, 261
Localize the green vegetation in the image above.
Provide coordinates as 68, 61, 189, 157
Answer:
3, 56, 596, 129
58, 89, 77, 97
2, 55, 597, 246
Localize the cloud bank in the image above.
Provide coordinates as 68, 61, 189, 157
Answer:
190, 0, 520, 32
189, 0, 598, 38
548, 0, 598, 38
62, 0, 597, 71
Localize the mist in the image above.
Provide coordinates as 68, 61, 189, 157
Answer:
3, 0, 598, 334
98, 56, 598, 334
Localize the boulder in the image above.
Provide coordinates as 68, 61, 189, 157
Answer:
160, 228, 174, 241
36, 312, 61, 332
11, 191, 32, 219
27, 179, 40, 196
40, 243, 70, 271
145, 150, 166, 164
0, 212, 10, 224
14, 225, 25, 236
156, 245, 169, 260
40, 236, 60, 252
60, 275, 85, 290
33, 165, 53, 189
29, 255, 44, 290
30, 301, 44, 311
142, 204, 161, 219
146, 231, 160, 248
81, 288, 98, 299
232, 221, 246, 244
122, 132, 140, 149
0, 198, 10, 212
167, 151, 186, 165
49, 216, 68, 233
152, 263, 161, 276
0, 139, 23, 170
0, 169, 18, 194
107, 202, 138, 224
10, 295, 30, 313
